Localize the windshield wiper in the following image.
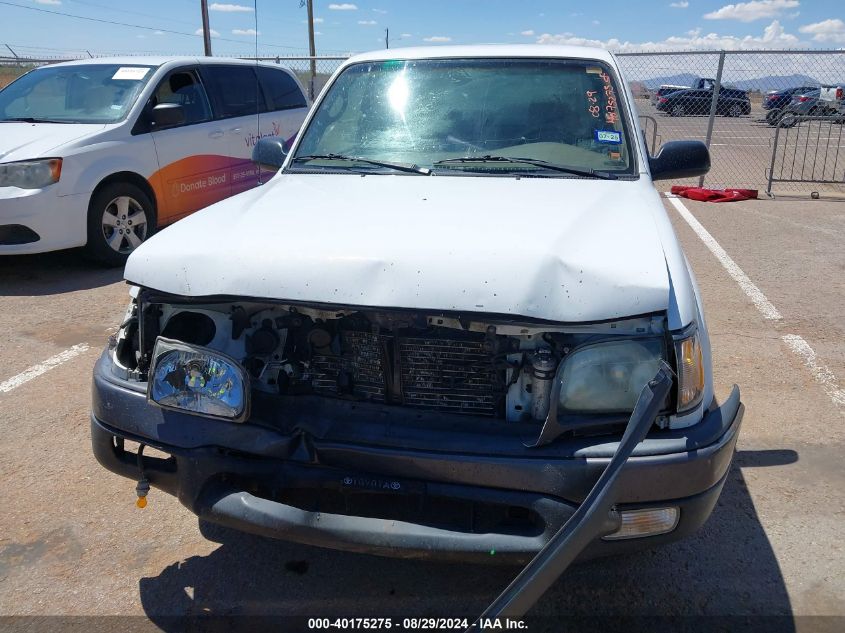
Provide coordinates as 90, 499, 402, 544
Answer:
433, 155, 618, 180
1, 117, 72, 124
291, 153, 431, 175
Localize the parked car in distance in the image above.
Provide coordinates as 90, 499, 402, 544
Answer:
0, 57, 309, 264
775, 87, 845, 127
656, 85, 751, 117
763, 86, 819, 111
92, 45, 743, 565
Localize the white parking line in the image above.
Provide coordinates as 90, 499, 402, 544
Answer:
667, 196, 783, 320
781, 335, 845, 409
0, 344, 90, 395
668, 195, 845, 412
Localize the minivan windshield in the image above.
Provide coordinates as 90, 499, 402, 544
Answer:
292, 58, 636, 176
0, 64, 155, 124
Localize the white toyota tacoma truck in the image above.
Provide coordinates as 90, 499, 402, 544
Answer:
91, 45, 743, 565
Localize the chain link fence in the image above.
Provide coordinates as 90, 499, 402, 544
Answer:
617, 50, 845, 193
2, 50, 844, 193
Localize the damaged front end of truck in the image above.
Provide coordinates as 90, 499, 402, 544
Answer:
91, 287, 741, 564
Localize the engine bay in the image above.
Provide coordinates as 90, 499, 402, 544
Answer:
115, 294, 667, 424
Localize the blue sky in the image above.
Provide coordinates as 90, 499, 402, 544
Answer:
1, 0, 843, 57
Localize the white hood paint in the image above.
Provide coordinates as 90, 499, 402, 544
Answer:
126, 174, 675, 323
0, 122, 105, 162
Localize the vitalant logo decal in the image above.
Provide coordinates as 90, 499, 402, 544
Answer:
244, 121, 282, 148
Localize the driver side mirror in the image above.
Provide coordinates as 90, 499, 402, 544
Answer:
649, 140, 710, 181
252, 136, 290, 170
151, 103, 185, 130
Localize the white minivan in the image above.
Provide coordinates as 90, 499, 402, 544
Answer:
0, 57, 309, 264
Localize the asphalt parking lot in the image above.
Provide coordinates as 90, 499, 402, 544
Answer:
0, 195, 843, 631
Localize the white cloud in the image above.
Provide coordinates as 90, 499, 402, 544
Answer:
592, 20, 600, 25
315, 31, 323, 36
34, 0, 61, 5
195, 27, 220, 37
520, 30, 535, 36
704, 0, 799, 22
328, 3, 357, 9
373, 8, 387, 14
669, 1, 689, 7
535, 19, 798, 51
153, 30, 164, 35
209, 2, 252, 12
799, 18, 845, 43
423, 36, 452, 42
401, 33, 412, 38
358, 20, 377, 25
232, 28, 259, 36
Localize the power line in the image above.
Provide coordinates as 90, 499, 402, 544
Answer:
0, 0, 312, 51
65, 0, 198, 28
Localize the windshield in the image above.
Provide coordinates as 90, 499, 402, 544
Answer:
291, 58, 636, 176
0, 64, 155, 124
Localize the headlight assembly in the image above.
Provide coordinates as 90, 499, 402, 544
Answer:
558, 338, 665, 414
148, 338, 249, 421
0, 158, 62, 189
674, 330, 704, 412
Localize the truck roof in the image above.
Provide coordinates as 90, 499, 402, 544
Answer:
347, 44, 616, 65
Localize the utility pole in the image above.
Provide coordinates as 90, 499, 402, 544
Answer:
200, 0, 212, 56
385, 28, 389, 49
306, 0, 316, 99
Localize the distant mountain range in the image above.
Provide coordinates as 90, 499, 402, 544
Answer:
642, 73, 842, 93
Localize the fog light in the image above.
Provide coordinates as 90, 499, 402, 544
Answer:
602, 507, 679, 540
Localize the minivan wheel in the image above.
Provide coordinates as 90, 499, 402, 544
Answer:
671, 104, 685, 117
84, 182, 156, 267
780, 112, 798, 128
728, 104, 743, 117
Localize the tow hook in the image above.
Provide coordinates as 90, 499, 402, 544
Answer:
469, 362, 675, 628
134, 443, 150, 509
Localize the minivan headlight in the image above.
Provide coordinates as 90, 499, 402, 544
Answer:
558, 339, 665, 414
0, 158, 62, 189
675, 331, 704, 412
148, 338, 249, 421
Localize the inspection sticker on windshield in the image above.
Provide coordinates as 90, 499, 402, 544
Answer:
595, 129, 622, 144
112, 67, 150, 81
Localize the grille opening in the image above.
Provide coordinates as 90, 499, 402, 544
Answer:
246, 482, 544, 537
0, 224, 39, 245
296, 327, 506, 417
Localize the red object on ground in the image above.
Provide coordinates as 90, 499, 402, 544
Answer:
670, 186, 759, 203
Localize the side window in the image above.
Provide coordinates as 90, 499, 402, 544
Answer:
256, 67, 307, 112
201, 65, 264, 119
152, 69, 211, 125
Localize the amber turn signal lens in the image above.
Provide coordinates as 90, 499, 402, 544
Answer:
675, 333, 704, 411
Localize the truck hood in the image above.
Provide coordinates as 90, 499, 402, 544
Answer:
0, 122, 105, 162
126, 174, 672, 323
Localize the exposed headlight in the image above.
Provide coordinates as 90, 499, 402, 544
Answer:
148, 338, 249, 421
0, 158, 62, 189
558, 339, 665, 414
675, 330, 704, 412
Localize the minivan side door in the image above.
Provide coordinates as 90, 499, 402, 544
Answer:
250, 66, 309, 190
200, 64, 308, 194
142, 66, 231, 225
